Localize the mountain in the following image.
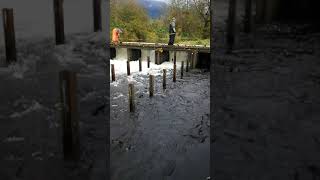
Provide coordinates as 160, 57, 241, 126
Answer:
138, 0, 168, 19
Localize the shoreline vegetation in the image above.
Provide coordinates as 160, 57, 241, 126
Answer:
110, 0, 210, 45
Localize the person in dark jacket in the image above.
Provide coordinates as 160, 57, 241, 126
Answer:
168, 17, 176, 45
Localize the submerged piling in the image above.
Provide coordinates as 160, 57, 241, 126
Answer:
139, 58, 142, 72
53, 0, 65, 45
181, 61, 184, 79
2, 8, 17, 64
149, 75, 154, 97
173, 64, 176, 82
186, 52, 190, 72
111, 64, 115, 81
163, 69, 166, 90
227, 0, 237, 51
127, 61, 130, 76
59, 71, 80, 161
128, 84, 135, 112
93, 0, 102, 32
244, 0, 253, 33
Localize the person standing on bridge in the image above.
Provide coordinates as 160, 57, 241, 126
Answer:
112, 28, 123, 45
168, 17, 176, 45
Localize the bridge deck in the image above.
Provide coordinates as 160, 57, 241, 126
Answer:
110, 42, 210, 53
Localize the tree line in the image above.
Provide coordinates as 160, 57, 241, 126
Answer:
110, 0, 210, 45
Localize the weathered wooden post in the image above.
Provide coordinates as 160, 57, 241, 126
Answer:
59, 71, 80, 161
54, 0, 65, 45
173, 51, 177, 65
147, 56, 150, 68
192, 51, 198, 69
111, 64, 115, 82
227, 0, 237, 51
244, 0, 253, 33
190, 52, 194, 69
156, 50, 160, 65
93, 0, 102, 32
2, 8, 17, 64
139, 58, 142, 72
181, 61, 184, 79
186, 54, 189, 72
128, 84, 135, 112
163, 69, 166, 90
173, 64, 176, 82
149, 75, 154, 97
127, 61, 130, 76
256, 0, 266, 23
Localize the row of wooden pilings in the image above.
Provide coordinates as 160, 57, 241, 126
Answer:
1, 0, 102, 161
1, 0, 102, 65
111, 51, 193, 112
57, 52, 192, 161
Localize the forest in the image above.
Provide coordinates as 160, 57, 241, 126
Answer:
110, 0, 210, 45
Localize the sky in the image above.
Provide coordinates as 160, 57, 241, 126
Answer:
154, 0, 170, 3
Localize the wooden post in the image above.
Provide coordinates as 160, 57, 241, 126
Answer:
139, 58, 142, 72
244, 0, 253, 33
156, 51, 160, 65
59, 71, 80, 161
128, 84, 135, 112
111, 64, 115, 81
173, 51, 177, 65
163, 69, 166, 90
127, 61, 130, 76
190, 52, 194, 69
256, 0, 266, 23
149, 75, 154, 97
147, 56, 150, 68
227, 0, 237, 51
181, 61, 184, 79
173, 64, 176, 82
193, 51, 198, 68
54, 0, 65, 45
2, 8, 17, 64
186, 53, 189, 72
93, 0, 102, 32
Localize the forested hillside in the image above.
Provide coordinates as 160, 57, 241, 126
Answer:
110, 0, 210, 45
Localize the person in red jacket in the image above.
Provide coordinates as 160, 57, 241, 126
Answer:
112, 28, 122, 44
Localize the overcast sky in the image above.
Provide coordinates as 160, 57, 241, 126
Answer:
156, 0, 170, 3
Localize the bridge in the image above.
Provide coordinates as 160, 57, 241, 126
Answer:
110, 42, 211, 69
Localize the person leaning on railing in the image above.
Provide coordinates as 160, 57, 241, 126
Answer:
168, 17, 176, 45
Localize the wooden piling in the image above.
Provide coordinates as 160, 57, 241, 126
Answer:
227, 0, 237, 51
163, 69, 166, 90
128, 84, 135, 112
111, 64, 115, 81
2, 8, 17, 64
139, 58, 142, 72
173, 51, 177, 65
53, 0, 65, 45
149, 75, 154, 97
181, 61, 184, 79
190, 52, 194, 69
156, 51, 160, 65
127, 61, 130, 76
59, 71, 80, 161
192, 51, 198, 68
93, 0, 102, 32
173, 64, 176, 82
147, 56, 150, 68
244, 0, 253, 33
186, 53, 189, 72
